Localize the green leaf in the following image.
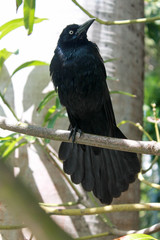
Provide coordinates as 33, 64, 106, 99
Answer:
1, 136, 27, 160
37, 91, 57, 113
110, 90, 136, 98
23, 0, 36, 35
44, 110, 66, 143
0, 48, 19, 70
44, 113, 61, 143
47, 112, 62, 129
43, 105, 57, 126
16, 0, 22, 11
118, 233, 157, 240
0, 19, 24, 39
0, 18, 47, 39
55, 96, 62, 109
11, 60, 49, 77
107, 76, 118, 81
103, 58, 117, 63
0, 133, 17, 142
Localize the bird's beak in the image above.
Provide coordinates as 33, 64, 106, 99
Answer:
76, 18, 95, 36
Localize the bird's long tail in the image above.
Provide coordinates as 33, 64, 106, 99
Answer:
59, 127, 140, 204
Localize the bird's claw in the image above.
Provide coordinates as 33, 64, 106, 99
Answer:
69, 127, 82, 143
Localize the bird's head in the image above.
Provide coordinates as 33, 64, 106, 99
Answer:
58, 19, 95, 48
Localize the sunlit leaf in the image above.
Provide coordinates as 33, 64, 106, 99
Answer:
103, 58, 117, 63
23, 0, 36, 35
110, 90, 136, 98
0, 133, 17, 142
1, 136, 27, 159
107, 76, 119, 81
0, 48, 19, 70
43, 105, 57, 126
0, 134, 35, 160
11, 60, 49, 77
3, 141, 27, 159
16, 0, 22, 11
114, 233, 157, 240
55, 96, 62, 109
37, 91, 57, 113
44, 112, 62, 143
47, 112, 62, 129
0, 18, 47, 39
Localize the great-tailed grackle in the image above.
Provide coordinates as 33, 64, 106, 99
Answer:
50, 19, 140, 204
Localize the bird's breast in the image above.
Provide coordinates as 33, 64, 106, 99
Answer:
56, 45, 106, 118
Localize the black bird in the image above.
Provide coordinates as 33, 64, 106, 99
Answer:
50, 19, 140, 204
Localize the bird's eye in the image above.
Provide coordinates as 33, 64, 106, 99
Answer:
69, 30, 74, 35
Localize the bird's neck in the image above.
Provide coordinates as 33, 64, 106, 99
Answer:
58, 38, 89, 51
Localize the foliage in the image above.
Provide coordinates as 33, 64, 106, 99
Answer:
0, 48, 19, 70
0, 18, 47, 40
11, 60, 49, 76
0, 134, 27, 160
141, 1, 160, 238
37, 90, 66, 128
0, 1, 71, 239
23, 0, 36, 35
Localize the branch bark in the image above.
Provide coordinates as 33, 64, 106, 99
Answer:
0, 116, 160, 156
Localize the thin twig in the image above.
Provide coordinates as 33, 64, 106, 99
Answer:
87, 192, 114, 228
0, 116, 160, 156
136, 222, 160, 235
72, 0, 160, 25
118, 120, 153, 141
142, 155, 159, 174
0, 224, 25, 230
75, 222, 160, 239
152, 103, 160, 142
40, 201, 79, 208
138, 172, 160, 190
42, 203, 160, 216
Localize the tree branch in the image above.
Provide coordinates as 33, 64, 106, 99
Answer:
0, 224, 25, 230
138, 172, 160, 190
0, 116, 160, 156
75, 222, 160, 239
42, 203, 160, 216
72, 0, 160, 25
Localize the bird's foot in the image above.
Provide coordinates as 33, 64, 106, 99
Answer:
69, 127, 82, 143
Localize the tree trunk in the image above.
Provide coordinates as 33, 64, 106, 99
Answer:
81, 0, 144, 236
0, 0, 144, 239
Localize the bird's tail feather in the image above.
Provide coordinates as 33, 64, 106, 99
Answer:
58, 127, 140, 204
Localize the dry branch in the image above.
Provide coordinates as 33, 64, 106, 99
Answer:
0, 116, 160, 156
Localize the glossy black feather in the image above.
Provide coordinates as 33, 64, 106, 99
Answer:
50, 19, 140, 204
